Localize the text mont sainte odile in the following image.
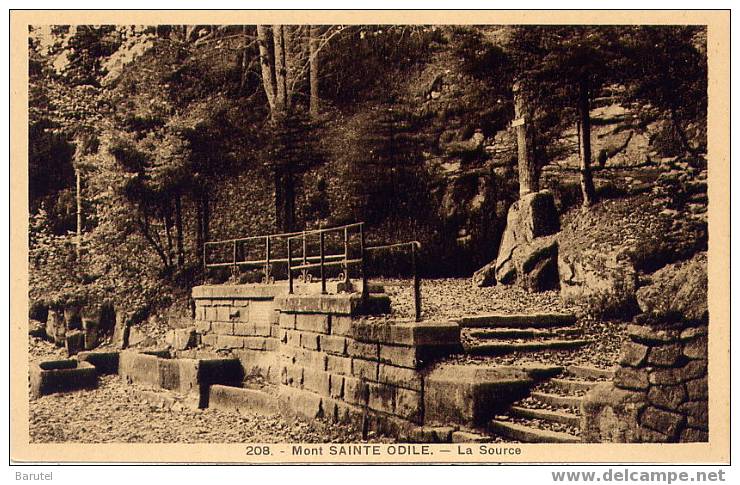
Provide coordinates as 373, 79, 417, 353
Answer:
292, 445, 523, 456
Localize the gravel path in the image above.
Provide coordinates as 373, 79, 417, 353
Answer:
367, 277, 577, 322
28, 338, 383, 444
29, 374, 384, 444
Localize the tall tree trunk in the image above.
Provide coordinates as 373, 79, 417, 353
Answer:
578, 78, 597, 208
309, 25, 320, 118
273, 24, 287, 116
256, 25, 276, 114
75, 168, 82, 259
513, 81, 538, 197
163, 210, 174, 268
175, 193, 184, 269
196, 197, 203, 268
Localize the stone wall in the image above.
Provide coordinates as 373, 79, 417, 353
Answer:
191, 284, 461, 438
192, 285, 285, 384
582, 320, 708, 442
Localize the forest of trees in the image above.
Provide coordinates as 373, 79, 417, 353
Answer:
28, 24, 707, 316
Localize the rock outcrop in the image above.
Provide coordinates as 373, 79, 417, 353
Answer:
635, 252, 708, 324
473, 190, 560, 291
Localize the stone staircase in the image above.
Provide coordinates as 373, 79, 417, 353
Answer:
455, 312, 614, 443
459, 312, 590, 356
489, 365, 615, 443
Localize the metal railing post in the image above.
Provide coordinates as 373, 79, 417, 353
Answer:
287, 237, 294, 294
342, 226, 350, 286
203, 243, 208, 276
319, 230, 326, 294
264, 236, 271, 282
232, 240, 237, 279
360, 224, 368, 303
302, 231, 307, 282
412, 242, 421, 322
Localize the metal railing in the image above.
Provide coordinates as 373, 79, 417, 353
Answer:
204, 222, 423, 321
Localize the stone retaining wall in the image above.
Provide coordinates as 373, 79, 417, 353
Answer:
191, 284, 461, 438
582, 320, 708, 442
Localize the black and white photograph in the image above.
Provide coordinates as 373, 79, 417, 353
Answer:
10, 9, 730, 465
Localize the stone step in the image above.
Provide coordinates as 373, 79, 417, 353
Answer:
489, 419, 580, 444
549, 378, 600, 394
509, 406, 581, 428
465, 339, 591, 356
530, 392, 583, 409
468, 327, 582, 340
566, 365, 615, 380
458, 313, 577, 329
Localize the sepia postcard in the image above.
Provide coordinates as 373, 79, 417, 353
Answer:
9, 9, 730, 464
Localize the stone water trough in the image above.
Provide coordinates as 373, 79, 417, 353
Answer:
118, 349, 244, 409
30, 359, 98, 398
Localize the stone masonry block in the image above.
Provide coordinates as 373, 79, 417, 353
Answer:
647, 384, 687, 411
250, 301, 275, 325
649, 360, 707, 385
378, 363, 423, 391
368, 382, 396, 415
201, 334, 218, 347
195, 320, 211, 333
277, 386, 324, 420
301, 331, 321, 351
350, 321, 460, 346
647, 344, 683, 367
680, 401, 708, 431
343, 376, 369, 406
292, 348, 328, 370
212, 321, 234, 335
614, 367, 650, 391
331, 315, 353, 336
205, 307, 218, 321
216, 307, 233, 322
640, 406, 685, 437
379, 344, 421, 369
243, 336, 271, 351
303, 367, 331, 396
683, 336, 708, 360
279, 312, 296, 329
208, 384, 278, 416
329, 374, 344, 399
326, 355, 352, 375
320, 334, 347, 355
194, 298, 212, 308
286, 329, 301, 348
233, 322, 253, 336
216, 335, 245, 350
281, 363, 304, 387
395, 387, 423, 423
619, 341, 649, 367
253, 323, 272, 337
686, 377, 708, 400
295, 313, 330, 334
352, 358, 378, 381
347, 340, 379, 360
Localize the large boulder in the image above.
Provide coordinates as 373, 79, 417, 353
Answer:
474, 190, 560, 291
636, 252, 708, 323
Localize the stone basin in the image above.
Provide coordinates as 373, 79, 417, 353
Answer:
30, 359, 98, 398
118, 349, 243, 408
